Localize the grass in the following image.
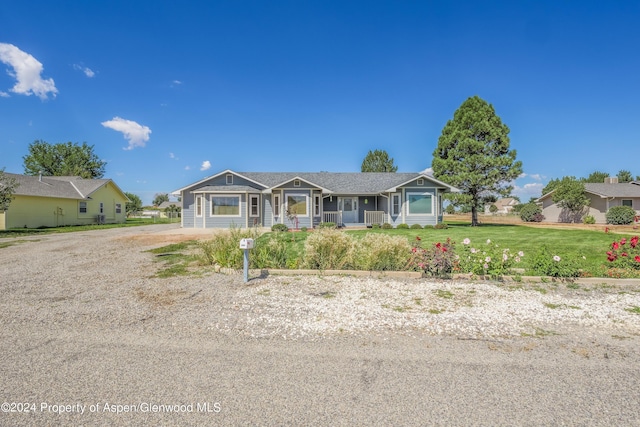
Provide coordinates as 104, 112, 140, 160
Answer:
625, 306, 640, 314
146, 241, 199, 278
0, 217, 176, 239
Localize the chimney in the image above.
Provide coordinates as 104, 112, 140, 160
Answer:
604, 177, 619, 184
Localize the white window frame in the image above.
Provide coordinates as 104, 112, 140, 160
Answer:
273, 194, 280, 217
406, 191, 434, 216
417, 179, 424, 186
210, 195, 241, 217
391, 193, 401, 216
249, 195, 260, 217
195, 195, 203, 217
293, 179, 301, 187
226, 174, 233, 185
314, 195, 321, 217
287, 193, 308, 217
116, 203, 122, 214
79, 201, 87, 214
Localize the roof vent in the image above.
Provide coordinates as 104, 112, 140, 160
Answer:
604, 177, 619, 184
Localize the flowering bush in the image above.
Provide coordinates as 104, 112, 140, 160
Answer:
407, 237, 457, 277
457, 238, 523, 277
606, 236, 640, 270
530, 246, 582, 278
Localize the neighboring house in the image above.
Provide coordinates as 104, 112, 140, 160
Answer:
0, 173, 129, 230
173, 170, 459, 229
484, 197, 519, 215
537, 179, 640, 224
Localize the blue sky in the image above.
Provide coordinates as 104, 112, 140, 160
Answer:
1, 1, 639, 204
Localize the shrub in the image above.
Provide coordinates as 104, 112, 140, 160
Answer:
352, 234, 412, 271
489, 204, 498, 213
583, 215, 596, 224
252, 233, 289, 268
423, 225, 435, 230
397, 223, 409, 229
199, 227, 262, 268
445, 204, 456, 215
319, 222, 337, 229
303, 229, 353, 270
371, 223, 380, 229
434, 223, 448, 229
300, 226, 308, 232
410, 224, 422, 229
458, 238, 524, 278
381, 223, 393, 229
519, 203, 543, 222
407, 237, 456, 277
271, 223, 289, 232
530, 246, 582, 278
606, 206, 636, 225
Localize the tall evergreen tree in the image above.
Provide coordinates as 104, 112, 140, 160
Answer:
432, 96, 522, 226
361, 149, 398, 172
0, 168, 19, 211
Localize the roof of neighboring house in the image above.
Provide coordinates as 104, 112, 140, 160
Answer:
156, 201, 181, 209
491, 197, 518, 209
175, 170, 460, 195
538, 182, 640, 201
4, 173, 127, 200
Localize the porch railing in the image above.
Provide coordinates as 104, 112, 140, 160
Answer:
364, 210, 386, 226
323, 211, 342, 225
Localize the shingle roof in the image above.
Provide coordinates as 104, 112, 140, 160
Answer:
585, 183, 640, 198
4, 173, 113, 199
194, 185, 263, 193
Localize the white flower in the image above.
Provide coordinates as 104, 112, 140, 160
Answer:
470, 248, 477, 254
486, 239, 491, 244
518, 251, 524, 257
515, 256, 521, 263
553, 255, 561, 262
483, 263, 489, 270
485, 256, 491, 263
502, 253, 508, 261
462, 238, 471, 245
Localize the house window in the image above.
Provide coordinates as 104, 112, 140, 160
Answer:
99, 202, 104, 214
226, 174, 233, 185
196, 196, 203, 217
211, 196, 240, 216
391, 193, 401, 216
407, 192, 433, 215
417, 179, 424, 186
79, 201, 87, 214
622, 199, 633, 207
293, 180, 301, 187
273, 194, 280, 216
249, 195, 259, 217
287, 194, 307, 216
314, 195, 321, 216
116, 203, 122, 214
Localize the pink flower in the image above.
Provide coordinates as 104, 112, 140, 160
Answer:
462, 238, 471, 245
483, 263, 489, 270
636, 255, 640, 263
485, 257, 491, 263
612, 242, 620, 250
620, 238, 627, 245
470, 248, 477, 254
622, 252, 628, 257
518, 251, 524, 257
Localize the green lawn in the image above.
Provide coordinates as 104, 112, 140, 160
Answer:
262, 222, 636, 277
0, 217, 176, 238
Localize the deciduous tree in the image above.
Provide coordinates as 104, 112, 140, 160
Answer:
432, 96, 522, 226
552, 177, 590, 223
0, 168, 18, 211
125, 192, 143, 216
23, 140, 106, 179
152, 193, 170, 207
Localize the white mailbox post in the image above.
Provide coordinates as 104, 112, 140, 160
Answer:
239, 238, 254, 282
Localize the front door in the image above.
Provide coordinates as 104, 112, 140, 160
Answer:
339, 197, 358, 224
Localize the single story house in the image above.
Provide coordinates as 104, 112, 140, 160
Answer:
0, 173, 129, 230
173, 170, 460, 229
485, 197, 519, 215
537, 179, 640, 223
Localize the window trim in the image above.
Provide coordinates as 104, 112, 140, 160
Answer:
622, 199, 633, 207
249, 195, 260, 217
210, 195, 241, 217
417, 179, 424, 186
314, 195, 321, 217
406, 191, 434, 216
293, 179, 301, 187
116, 203, 122, 214
226, 174, 233, 185
99, 202, 104, 214
273, 194, 280, 217
79, 201, 87, 214
391, 193, 401, 216
195, 195, 203, 217
286, 193, 309, 217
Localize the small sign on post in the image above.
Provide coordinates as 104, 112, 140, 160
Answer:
239, 238, 254, 282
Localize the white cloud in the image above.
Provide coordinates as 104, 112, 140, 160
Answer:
171, 80, 182, 86
200, 161, 211, 171
169, 152, 178, 159
0, 91, 9, 97
512, 182, 544, 199
101, 116, 152, 150
518, 173, 544, 181
185, 166, 191, 171
421, 167, 433, 175
0, 43, 58, 100
73, 63, 95, 78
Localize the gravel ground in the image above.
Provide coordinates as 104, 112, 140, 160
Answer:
1, 224, 640, 426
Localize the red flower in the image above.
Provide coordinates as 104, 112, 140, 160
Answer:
442, 247, 448, 252
605, 227, 610, 233
435, 242, 441, 248
416, 236, 421, 241
622, 252, 628, 257
612, 242, 620, 250
621, 238, 627, 245
631, 236, 639, 248
635, 255, 640, 263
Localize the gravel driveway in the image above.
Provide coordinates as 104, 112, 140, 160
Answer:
1, 224, 639, 426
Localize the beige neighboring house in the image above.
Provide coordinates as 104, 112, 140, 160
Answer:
0, 173, 129, 230
537, 178, 640, 224
485, 197, 519, 215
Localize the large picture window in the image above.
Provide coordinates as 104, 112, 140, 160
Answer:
287, 194, 307, 216
407, 193, 433, 215
211, 196, 240, 216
